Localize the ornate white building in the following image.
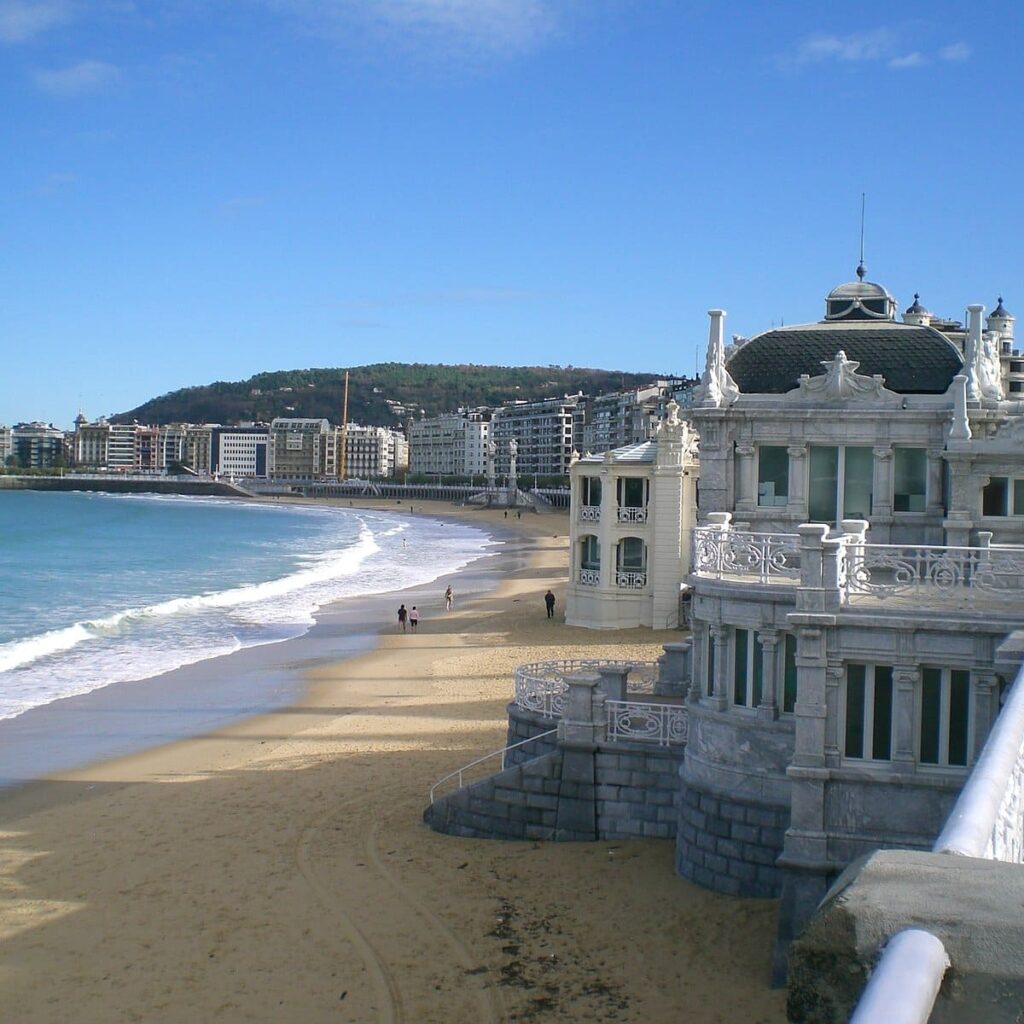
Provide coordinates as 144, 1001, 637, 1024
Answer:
565, 401, 698, 629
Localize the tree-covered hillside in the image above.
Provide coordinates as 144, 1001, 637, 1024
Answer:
114, 363, 679, 426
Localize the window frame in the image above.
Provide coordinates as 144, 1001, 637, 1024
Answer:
808, 444, 874, 524
893, 447, 928, 513
842, 663, 895, 762
917, 667, 972, 768
732, 628, 764, 709
757, 445, 790, 507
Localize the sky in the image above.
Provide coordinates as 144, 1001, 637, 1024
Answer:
3, 0, 1022, 428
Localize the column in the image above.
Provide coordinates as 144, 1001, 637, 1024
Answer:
710, 624, 728, 710
972, 672, 999, 763
735, 442, 756, 514
787, 445, 808, 520
757, 628, 780, 721
872, 445, 893, 521
598, 465, 615, 588
824, 662, 843, 766
892, 664, 918, 769
792, 625, 828, 769
926, 448, 945, 518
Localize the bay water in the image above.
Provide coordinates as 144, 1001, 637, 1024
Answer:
0, 491, 494, 723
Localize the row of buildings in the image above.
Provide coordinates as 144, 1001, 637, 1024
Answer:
2, 380, 694, 481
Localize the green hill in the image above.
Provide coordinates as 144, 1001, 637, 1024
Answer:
114, 363, 679, 426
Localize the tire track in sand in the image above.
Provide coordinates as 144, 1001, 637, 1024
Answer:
295, 790, 504, 1024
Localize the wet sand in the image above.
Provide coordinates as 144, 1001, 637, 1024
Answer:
0, 502, 786, 1023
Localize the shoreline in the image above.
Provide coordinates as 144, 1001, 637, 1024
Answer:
0, 502, 787, 1023
0, 498, 516, 789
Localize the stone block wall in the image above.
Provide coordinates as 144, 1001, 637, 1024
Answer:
505, 703, 560, 766
595, 747, 682, 840
425, 739, 684, 843
676, 782, 790, 897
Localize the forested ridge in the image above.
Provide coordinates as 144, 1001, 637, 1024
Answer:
114, 363, 677, 426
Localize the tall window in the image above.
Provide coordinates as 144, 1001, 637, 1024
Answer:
809, 446, 873, 523
581, 476, 601, 506
783, 633, 798, 713
920, 668, 970, 767
758, 446, 789, 507
617, 537, 646, 571
618, 477, 646, 507
844, 664, 894, 760
893, 448, 927, 512
733, 629, 764, 708
982, 477, 1024, 516
581, 535, 600, 570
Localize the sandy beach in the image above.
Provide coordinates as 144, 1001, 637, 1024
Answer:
0, 501, 786, 1023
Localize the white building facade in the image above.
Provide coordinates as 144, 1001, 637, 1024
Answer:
408, 411, 490, 479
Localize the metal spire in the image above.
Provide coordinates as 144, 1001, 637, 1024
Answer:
856, 193, 866, 281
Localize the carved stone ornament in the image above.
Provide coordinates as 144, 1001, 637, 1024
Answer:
789, 350, 901, 405
693, 329, 739, 408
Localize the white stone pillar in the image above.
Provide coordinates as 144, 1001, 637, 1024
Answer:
757, 628, 780, 721
735, 442, 756, 514
787, 445, 808, 520
893, 664, 918, 768
872, 445, 893, 520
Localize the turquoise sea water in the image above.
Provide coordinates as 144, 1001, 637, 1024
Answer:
0, 491, 493, 721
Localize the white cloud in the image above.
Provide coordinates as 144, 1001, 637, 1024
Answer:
33, 58, 119, 96
888, 51, 927, 70
782, 28, 974, 73
33, 170, 76, 195
789, 28, 897, 66
263, 0, 562, 60
939, 41, 971, 62
0, 0, 71, 43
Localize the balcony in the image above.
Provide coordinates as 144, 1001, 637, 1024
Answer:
615, 570, 647, 589
692, 513, 1024, 611
617, 505, 648, 524
578, 568, 600, 586
579, 504, 600, 522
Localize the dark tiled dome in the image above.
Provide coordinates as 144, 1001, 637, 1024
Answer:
726, 321, 964, 395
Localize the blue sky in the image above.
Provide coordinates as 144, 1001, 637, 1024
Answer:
3, 0, 1022, 428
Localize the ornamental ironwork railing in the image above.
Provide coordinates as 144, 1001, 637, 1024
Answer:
617, 505, 648, 523
579, 568, 601, 586
579, 504, 601, 521
605, 700, 688, 747
841, 542, 1024, 603
513, 659, 658, 719
615, 570, 647, 589
691, 526, 801, 583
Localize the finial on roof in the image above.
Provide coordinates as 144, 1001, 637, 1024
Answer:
856, 261, 866, 281
856, 192, 867, 282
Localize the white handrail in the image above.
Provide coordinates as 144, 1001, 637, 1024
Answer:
849, 929, 949, 1024
428, 729, 557, 804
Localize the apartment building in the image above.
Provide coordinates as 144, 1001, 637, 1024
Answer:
11, 422, 67, 468
268, 418, 335, 478
408, 410, 490, 478
490, 395, 583, 480
211, 426, 270, 478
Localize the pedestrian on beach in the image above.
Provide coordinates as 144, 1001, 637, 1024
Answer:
444, 585, 454, 611
410, 606, 420, 631
503, 510, 508, 519
397, 604, 408, 632
544, 590, 556, 618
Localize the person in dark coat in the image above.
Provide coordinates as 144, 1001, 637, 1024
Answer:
397, 604, 408, 632
544, 590, 556, 618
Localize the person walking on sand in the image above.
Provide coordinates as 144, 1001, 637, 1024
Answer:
409, 606, 420, 632
397, 604, 408, 632
545, 590, 556, 618
444, 585, 454, 611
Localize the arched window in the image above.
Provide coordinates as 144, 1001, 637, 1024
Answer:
579, 534, 600, 586
615, 537, 647, 588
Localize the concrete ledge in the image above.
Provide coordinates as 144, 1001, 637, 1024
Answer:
787, 849, 1024, 1024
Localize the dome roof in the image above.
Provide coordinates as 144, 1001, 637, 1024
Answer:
823, 267, 897, 322
991, 296, 1012, 319
725, 320, 964, 395
904, 293, 930, 315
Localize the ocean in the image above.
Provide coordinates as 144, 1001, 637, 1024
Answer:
0, 491, 494, 723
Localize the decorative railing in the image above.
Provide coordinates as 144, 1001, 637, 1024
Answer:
691, 526, 801, 583
605, 700, 688, 747
617, 505, 648, 523
615, 570, 647, 589
842, 543, 1024, 603
579, 504, 601, 521
578, 568, 600, 586
513, 659, 658, 719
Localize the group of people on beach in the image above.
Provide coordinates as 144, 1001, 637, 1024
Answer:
397, 585, 455, 632
397, 585, 556, 631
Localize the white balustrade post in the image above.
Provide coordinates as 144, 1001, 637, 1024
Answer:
797, 523, 830, 612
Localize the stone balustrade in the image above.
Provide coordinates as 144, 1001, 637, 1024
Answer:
691, 513, 1024, 608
